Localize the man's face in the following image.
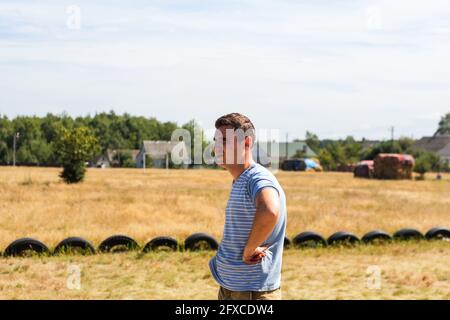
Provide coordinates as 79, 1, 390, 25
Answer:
214, 126, 250, 168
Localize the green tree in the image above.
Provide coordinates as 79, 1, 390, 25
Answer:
414, 153, 432, 180
29, 140, 52, 165
326, 143, 347, 167
435, 112, 450, 135
318, 149, 333, 170
0, 112, 185, 166
54, 127, 100, 183
342, 136, 362, 164
293, 149, 307, 158
305, 131, 320, 153
182, 119, 210, 166
410, 148, 442, 172
16, 144, 38, 164
398, 137, 414, 151
0, 141, 9, 164
114, 150, 136, 168
363, 140, 403, 160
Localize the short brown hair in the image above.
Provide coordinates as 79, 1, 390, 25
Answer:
215, 113, 256, 144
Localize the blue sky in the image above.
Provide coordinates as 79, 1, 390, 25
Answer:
0, 0, 449, 140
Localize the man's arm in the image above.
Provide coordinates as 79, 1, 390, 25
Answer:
243, 187, 280, 264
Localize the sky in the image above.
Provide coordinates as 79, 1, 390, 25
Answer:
0, 0, 449, 140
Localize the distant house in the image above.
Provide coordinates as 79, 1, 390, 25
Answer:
254, 141, 317, 168
136, 141, 190, 169
107, 149, 140, 166
90, 149, 140, 168
414, 134, 450, 163
91, 154, 111, 168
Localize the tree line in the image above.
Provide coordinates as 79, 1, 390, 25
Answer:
305, 134, 445, 172
304, 112, 450, 173
0, 111, 185, 166
1, 111, 449, 173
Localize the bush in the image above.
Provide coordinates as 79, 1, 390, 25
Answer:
60, 163, 87, 183
318, 149, 333, 171
54, 127, 99, 184
122, 158, 136, 168
414, 154, 432, 179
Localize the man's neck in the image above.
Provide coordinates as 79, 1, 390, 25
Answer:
228, 158, 256, 181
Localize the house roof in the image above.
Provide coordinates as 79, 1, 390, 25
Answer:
140, 141, 188, 159
414, 135, 450, 154
92, 154, 109, 164
106, 149, 140, 163
438, 143, 450, 159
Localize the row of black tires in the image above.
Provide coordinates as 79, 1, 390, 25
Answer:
2, 227, 449, 257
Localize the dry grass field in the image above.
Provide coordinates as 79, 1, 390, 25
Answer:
0, 166, 449, 299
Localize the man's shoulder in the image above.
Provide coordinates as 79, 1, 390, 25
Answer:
246, 164, 282, 194
248, 163, 277, 181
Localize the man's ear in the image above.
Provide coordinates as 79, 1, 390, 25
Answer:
245, 136, 253, 149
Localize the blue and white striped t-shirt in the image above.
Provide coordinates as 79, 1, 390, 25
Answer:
209, 162, 287, 292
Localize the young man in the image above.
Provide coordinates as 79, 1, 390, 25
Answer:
208, 113, 287, 300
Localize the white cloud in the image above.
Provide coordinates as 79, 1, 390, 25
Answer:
0, 0, 449, 139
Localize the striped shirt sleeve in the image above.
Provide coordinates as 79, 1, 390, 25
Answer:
248, 172, 280, 206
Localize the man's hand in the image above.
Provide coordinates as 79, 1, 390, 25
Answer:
242, 245, 269, 264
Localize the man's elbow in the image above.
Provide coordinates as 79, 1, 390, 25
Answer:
265, 208, 279, 223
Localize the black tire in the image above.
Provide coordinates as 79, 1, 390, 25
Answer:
393, 228, 424, 241
98, 235, 140, 253
184, 233, 218, 251
425, 227, 450, 241
54, 237, 96, 255
362, 230, 392, 244
327, 231, 360, 246
293, 231, 327, 248
4, 238, 50, 257
284, 236, 291, 248
143, 236, 178, 252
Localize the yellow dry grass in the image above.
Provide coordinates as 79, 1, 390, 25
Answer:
0, 166, 448, 299
0, 167, 448, 246
0, 243, 448, 299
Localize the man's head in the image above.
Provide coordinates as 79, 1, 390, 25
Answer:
214, 113, 256, 168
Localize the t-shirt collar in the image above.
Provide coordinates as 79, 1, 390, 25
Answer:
232, 162, 257, 185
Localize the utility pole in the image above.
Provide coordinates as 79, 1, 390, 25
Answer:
391, 126, 395, 146
256, 140, 260, 164
166, 152, 169, 169
13, 132, 20, 167
143, 152, 146, 172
